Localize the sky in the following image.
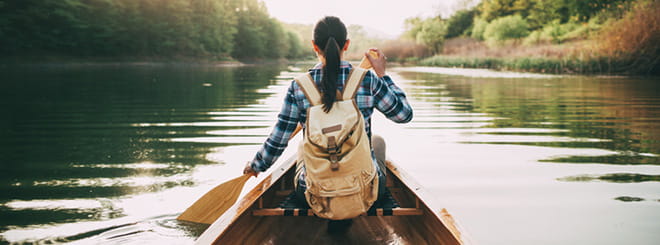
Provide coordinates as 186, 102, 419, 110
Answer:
261, 0, 473, 38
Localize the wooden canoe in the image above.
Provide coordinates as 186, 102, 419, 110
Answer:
195, 155, 470, 244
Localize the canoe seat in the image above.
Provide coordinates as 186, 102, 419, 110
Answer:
252, 189, 423, 217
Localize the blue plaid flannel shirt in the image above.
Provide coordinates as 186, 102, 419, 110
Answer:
250, 61, 413, 172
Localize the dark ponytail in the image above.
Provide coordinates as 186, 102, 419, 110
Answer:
321, 37, 340, 112
314, 17, 347, 113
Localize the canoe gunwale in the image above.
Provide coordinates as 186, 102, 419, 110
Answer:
384, 159, 469, 244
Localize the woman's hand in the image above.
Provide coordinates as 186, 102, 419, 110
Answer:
243, 162, 259, 177
365, 48, 387, 78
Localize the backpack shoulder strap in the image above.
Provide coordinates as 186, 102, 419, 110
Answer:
295, 73, 322, 106
342, 67, 367, 101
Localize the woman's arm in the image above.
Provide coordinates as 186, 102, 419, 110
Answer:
372, 74, 413, 123
366, 49, 413, 123
247, 82, 301, 174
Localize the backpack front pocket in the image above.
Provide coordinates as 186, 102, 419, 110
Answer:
305, 171, 377, 220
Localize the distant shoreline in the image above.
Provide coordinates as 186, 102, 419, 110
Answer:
0, 61, 246, 68
0, 56, 310, 68
3, 55, 653, 77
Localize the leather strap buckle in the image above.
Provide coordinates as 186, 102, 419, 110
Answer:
327, 136, 340, 171
329, 155, 339, 171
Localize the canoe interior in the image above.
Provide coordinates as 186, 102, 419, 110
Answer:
208, 161, 463, 245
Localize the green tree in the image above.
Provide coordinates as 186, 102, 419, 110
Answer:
190, 0, 237, 57
526, 0, 563, 29
402, 17, 424, 40
0, 0, 6, 38
0, 0, 88, 54
416, 18, 447, 54
231, 0, 279, 59
524, 0, 629, 28
0, 0, 296, 60
161, 0, 195, 53
480, 0, 533, 22
445, 9, 477, 38
282, 23, 315, 58
262, 18, 288, 58
540, 19, 580, 44
483, 15, 529, 44
285, 31, 303, 59
566, 0, 629, 22
471, 17, 489, 40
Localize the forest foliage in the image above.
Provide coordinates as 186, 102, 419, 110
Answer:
0, 0, 306, 60
404, 0, 636, 49
400, 0, 658, 74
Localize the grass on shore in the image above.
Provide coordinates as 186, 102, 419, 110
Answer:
418, 55, 654, 75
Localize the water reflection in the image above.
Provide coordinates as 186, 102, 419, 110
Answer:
0, 64, 287, 242
614, 196, 646, 202
542, 153, 660, 165
398, 70, 660, 166
558, 173, 660, 183
1, 64, 659, 244
393, 68, 660, 244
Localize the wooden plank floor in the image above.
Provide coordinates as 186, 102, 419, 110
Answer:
214, 215, 440, 245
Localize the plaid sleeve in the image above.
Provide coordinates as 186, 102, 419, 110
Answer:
250, 81, 301, 172
371, 74, 413, 123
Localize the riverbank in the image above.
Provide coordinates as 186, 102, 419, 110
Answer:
417, 55, 654, 75
414, 38, 658, 76
392, 0, 659, 76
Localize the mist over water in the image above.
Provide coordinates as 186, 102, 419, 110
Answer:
1, 64, 658, 244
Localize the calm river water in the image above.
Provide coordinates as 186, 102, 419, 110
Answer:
1, 63, 658, 244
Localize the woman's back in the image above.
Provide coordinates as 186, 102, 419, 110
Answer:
290, 61, 412, 140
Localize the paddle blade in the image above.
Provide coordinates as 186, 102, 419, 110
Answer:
358, 50, 379, 69
177, 174, 250, 224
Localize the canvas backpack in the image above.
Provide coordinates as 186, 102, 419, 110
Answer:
295, 67, 379, 220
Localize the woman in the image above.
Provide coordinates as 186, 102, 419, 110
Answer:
243, 16, 412, 216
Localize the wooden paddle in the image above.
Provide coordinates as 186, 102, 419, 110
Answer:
177, 125, 302, 224
359, 50, 379, 69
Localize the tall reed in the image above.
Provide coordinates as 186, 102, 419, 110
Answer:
595, 0, 660, 74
